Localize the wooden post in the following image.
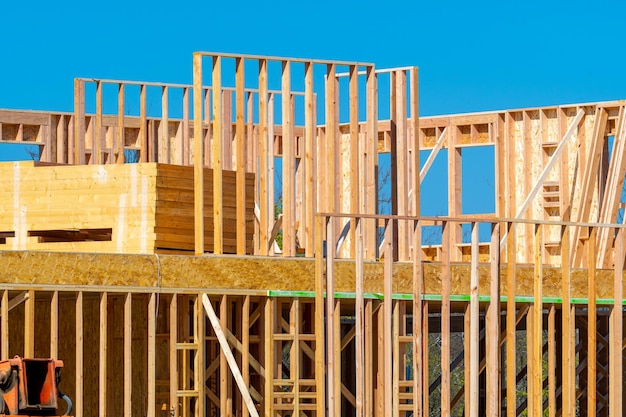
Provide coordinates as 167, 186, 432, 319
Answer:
73, 78, 86, 164
282, 61, 294, 256
587, 227, 597, 417
124, 293, 132, 417
314, 215, 326, 417
304, 62, 315, 257
169, 295, 178, 417
506, 222, 516, 417
532, 224, 543, 417
1, 291, 7, 360
99, 292, 107, 417
365, 67, 378, 259
326, 216, 337, 417
147, 293, 156, 417
235, 57, 246, 255
469, 223, 479, 417
609, 227, 623, 416
50, 291, 58, 360
95, 81, 103, 164
116, 84, 125, 163
212, 56, 223, 254
412, 219, 423, 417
139, 84, 147, 162
383, 219, 393, 417
356, 217, 365, 417
195, 294, 206, 417
24, 290, 34, 357
441, 221, 451, 417
486, 223, 500, 417
76, 291, 84, 417
192, 53, 204, 255
161, 86, 170, 163
259, 60, 269, 256
349, 65, 359, 259
561, 225, 574, 417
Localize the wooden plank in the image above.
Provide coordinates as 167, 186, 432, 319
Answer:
412, 219, 423, 417
365, 67, 377, 258
116, 84, 125, 163
282, 61, 294, 256
547, 305, 556, 417
326, 64, 337, 216
161, 86, 170, 163
193, 53, 204, 255
314, 216, 325, 417
1, 291, 7, 360
99, 292, 107, 417
95, 81, 103, 164
383, 219, 393, 417
242, 295, 250, 417
73, 79, 85, 164
355, 218, 365, 417
486, 223, 500, 417
396, 70, 409, 261
304, 62, 315, 257
258, 60, 269, 257
441, 221, 451, 417
609, 227, 623, 416
140, 84, 147, 162
195, 294, 206, 417
76, 291, 84, 417
169, 295, 178, 417
506, 222, 516, 417
349, 65, 359, 259
469, 223, 479, 417
235, 58, 246, 255
147, 293, 156, 417
326, 216, 337, 417
561, 225, 574, 417
124, 293, 132, 417
24, 289, 34, 357
532, 224, 542, 417
50, 291, 58, 359
410, 66, 420, 221
212, 56, 223, 255
263, 296, 274, 417
587, 228, 597, 417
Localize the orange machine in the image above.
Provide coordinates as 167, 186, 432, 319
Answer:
0, 356, 71, 416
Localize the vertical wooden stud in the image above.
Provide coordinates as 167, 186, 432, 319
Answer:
139, 84, 147, 162
304, 62, 315, 257
169, 295, 178, 417
193, 53, 204, 255
587, 227, 597, 417
147, 293, 156, 417
469, 222, 479, 417
161, 86, 170, 163
236, 57, 246, 255
506, 222, 516, 417
486, 223, 500, 417
314, 215, 326, 417
1, 290, 7, 360
73, 78, 86, 164
117, 84, 125, 163
50, 291, 58, 360
441, 221, 451, 417
282, 61, 294, 256
76, 291, 84, 417
99, 292, 107, 417
95, 81, 103, 164
124, 293, 132, 417
609, 227, 623, 416
258, 59, 269, 256
383, 219, 393, 417
212, 56, 223, 255
24, 289, 34, 357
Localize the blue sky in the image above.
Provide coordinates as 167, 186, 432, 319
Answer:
1, 0, 625, 116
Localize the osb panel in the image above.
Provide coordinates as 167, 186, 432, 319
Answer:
0, 251, 621, 300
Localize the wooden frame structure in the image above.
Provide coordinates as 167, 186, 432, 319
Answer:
0, 52, 626, 417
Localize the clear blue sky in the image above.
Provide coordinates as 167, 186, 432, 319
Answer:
1, 0, 625, 116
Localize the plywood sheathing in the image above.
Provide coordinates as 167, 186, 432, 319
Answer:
0, 250, 621, 299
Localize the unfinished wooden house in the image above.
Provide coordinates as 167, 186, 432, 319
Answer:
0, 52, 625, 417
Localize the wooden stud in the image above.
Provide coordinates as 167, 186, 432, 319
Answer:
486, 223, 500, 417
220, 295, 229, 416
263, 296, 275, 417
326, 216, 337, 417
412, 219, 423, 417
355, 218, 365, 417
212, 56, 223, 255
1, 291, 7, 360
169, 295, 178, 417
587, 228, 597, 417
506, 222, 516, 417
73, 78, 85, 164
139, 84, 147, 162
161, 86, 170, 163
410, 66, 420, 221
315, 215, 325, 417
282, 61, 294, 256
116, 84, 125, 164
95, 81, 103, 164
99, 292, 107, 417
193, 53, 204, 255
76, 291, 84, 417
304, 62, 315, 257
124, 293, 132, 417
258, 60, 269, 257
50, 291, 58, 360
242, 295, 250, 417
147, 293, 156, 417
349, 65, 359, 259
24, 289, 34, 357
561, 225, 574, 417
609, 227, 623, 416
383, 219, 393, 417
469, 222, 479, 417
532, 224, 542, 417
547, 305, 556, 417
195, 294, 206, 417
441, 221, 451, 417
365, 67, 378, 259
236, 58, 246, 255
184, 87, 191, 166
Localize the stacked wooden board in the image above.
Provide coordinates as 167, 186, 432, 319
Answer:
0, 161, 254, 254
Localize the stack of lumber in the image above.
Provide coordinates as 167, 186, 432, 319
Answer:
0, 161, 254, 254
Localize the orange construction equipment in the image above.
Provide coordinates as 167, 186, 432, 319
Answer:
0, 356, 71, 416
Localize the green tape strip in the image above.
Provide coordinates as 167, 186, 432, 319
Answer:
267, 290, 626, 305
